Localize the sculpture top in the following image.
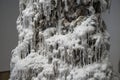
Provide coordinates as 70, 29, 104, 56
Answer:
19, 0, 111, 21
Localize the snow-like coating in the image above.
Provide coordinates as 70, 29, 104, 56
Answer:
10, 0, 119, 80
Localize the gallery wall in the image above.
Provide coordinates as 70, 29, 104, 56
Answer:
103, 0, 120, 72
0, 0, 19, 71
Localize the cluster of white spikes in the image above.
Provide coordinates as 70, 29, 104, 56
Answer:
10, 0, 119, 80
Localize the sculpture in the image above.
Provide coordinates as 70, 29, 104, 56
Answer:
10, 0, 119, 80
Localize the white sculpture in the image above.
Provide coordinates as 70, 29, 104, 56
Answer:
10, 0, 119, 80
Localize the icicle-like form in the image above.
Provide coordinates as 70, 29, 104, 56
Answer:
64, 0, 68, 11
10, 0, 120, 80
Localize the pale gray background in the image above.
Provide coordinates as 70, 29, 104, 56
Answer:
0, 0, 120, 72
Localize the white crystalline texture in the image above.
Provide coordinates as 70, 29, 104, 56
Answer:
10, 0, 120, 80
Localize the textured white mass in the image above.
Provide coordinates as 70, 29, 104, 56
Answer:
10, 0, 119, 80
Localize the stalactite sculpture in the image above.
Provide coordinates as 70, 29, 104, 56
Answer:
10, 0, 119, 80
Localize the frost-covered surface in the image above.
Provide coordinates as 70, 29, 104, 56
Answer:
10, 0, 119, 80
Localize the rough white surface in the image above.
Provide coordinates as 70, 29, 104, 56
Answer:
10, 0, 119, 80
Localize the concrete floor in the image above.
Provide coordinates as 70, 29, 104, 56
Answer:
0, 71, 10, 80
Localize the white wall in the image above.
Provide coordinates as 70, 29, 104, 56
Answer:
0, 0, 18, 71
0, 0, 120, 72
103, 0, 120, 72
